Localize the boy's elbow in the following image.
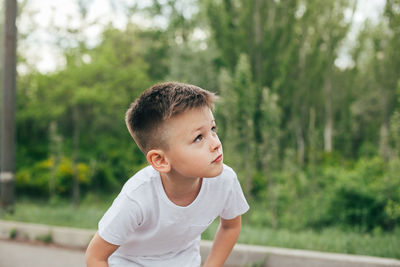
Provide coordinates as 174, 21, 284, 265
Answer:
85, 252, 107, 267
85, 239, 96, 265
85, 243, 110, 267
85, 232, 119, 266
85, 248, 96, 267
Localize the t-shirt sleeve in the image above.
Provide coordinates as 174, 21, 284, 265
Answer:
98, 194, 143, 246
219, 173, 250, 220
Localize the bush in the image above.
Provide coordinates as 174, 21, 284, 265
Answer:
247, 156, 400, 232
16, 156, 91, 197
325, 157, 400, 231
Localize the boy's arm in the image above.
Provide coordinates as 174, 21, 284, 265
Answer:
203, 215, 241, 267
85, 232, 119, 267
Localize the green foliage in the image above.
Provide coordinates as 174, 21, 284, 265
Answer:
9, 228, 18, 240
327, 162, 387, 231
202, 220, 400, 259
390, 110, 400, 156
16, 24, 152, 200
15, 157, 91, 197
13, 0, 400, 241
216, 54, 257, 201
167, 39, 219, 91
36, 233, 53, 244
0, 196, 112, 229
248, 156, 400, 232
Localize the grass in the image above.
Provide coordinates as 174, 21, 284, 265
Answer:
202, 221, 400, 259
0, 195, 114, 229
1, 197, 399, 259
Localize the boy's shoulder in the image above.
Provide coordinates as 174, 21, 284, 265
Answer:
120, 165, 159, 197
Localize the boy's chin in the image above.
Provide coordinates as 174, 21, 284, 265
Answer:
204, 165, 223, 178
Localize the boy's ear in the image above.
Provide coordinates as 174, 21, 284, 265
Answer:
146, 149, 171, 173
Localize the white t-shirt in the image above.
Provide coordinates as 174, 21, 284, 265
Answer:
98, 164, 249, 267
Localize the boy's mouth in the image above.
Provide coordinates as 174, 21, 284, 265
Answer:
212, 154, 223, 163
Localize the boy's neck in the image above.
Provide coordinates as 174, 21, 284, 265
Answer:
160, 172, 203, 207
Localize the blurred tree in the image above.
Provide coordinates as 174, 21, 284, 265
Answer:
205, 0, 299, 166
259, 86, 281, 227
167, 39, 219, 91
12, 0, 400, 232
390, 85, 400, 158
390, 110, 400, 157
349, 0, 400, 160
318, 0, 356, 153
232, 54, 255, 198
48, 121, 62, 199
16, 24, 152, 201
218, 54, 255, 200
205, 0, 355, 165
143, 0, 218, 90
0, 1, 3, 90
348, 23, 381, 158
137, 29, 170, 82
379, 0, 400, 159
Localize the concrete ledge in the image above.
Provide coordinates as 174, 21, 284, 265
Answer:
1, 220, 400, 267
0, 220, 95, 248
213, 242, 400, 267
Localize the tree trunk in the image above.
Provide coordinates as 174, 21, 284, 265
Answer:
243, 141, 252, 224
324, 75, 333, 152
296, 125, 305, 165
49, 121, 63, 199
253, 0, 264, 171
308, 107, 316, 170
1, 0, 17, 212
379, 121, 390, 159
379, 90, 390, 160
49, 122, 57, 199
72, 106, 80, 207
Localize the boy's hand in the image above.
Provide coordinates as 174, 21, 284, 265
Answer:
203, 215, 241, 267
85, 232, 119, 267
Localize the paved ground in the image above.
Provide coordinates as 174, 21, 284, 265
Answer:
0, 239, 86, 267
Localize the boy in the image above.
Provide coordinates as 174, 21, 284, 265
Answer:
86, 82, 249, 267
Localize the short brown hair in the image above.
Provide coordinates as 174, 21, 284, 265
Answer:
125, 82, 218, 153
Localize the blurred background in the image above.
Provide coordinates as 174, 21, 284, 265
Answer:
0, 0, 399, 259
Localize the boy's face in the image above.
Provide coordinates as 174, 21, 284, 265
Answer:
163, 106, 223, 179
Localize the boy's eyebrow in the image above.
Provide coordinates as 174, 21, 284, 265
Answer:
191, 120, 216, 134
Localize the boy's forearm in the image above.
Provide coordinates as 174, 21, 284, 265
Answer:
85, 232, 118, 267
203, 216, 241, 267
86, 259, 109, 267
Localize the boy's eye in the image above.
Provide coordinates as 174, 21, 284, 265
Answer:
194, 135, 203, 142
211, 126, 217, 132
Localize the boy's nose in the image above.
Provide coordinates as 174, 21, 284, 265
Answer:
210, 133, 221, 151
